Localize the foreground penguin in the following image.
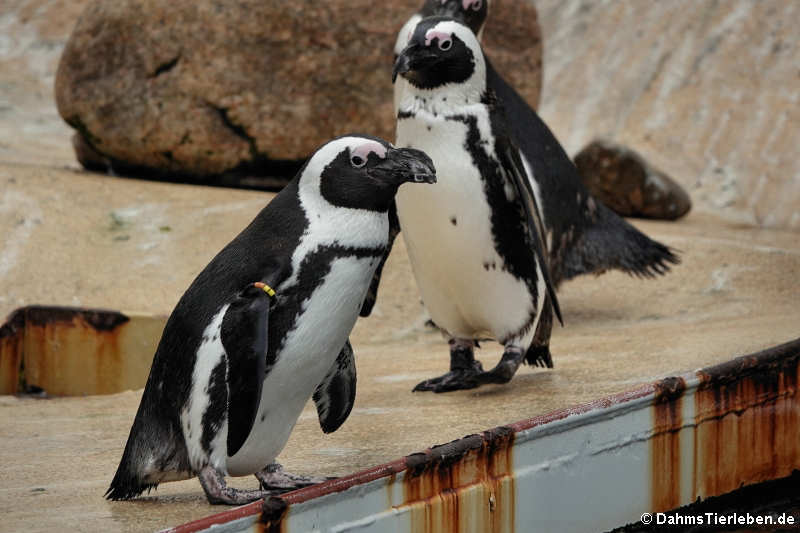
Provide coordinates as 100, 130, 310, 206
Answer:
106, 135, 435, 504
392, 3, 679, 285
392, 18, 562, 393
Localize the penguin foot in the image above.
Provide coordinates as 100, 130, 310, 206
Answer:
412, 363, 485, 392
198, 465, 276, 505
477, 346, 525, 385
255, 463, 332, 491
414, 337, 485, 393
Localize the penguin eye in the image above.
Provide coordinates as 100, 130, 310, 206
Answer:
350, 155, 366, 168
438, 38, 452, 51
471, 0, 483, 10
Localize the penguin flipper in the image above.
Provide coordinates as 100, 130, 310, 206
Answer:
494, 127, 563, 326
220, 283, 274, 457
360, 201, 400, 317
563, 202, 680, 281
313, 339, 357, 433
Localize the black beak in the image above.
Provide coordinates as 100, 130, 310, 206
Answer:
392, 52, 410, 84
392, 44, 436, 84
370, 147, 436, 184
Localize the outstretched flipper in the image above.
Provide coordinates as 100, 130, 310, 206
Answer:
360, 201, 400, 317
485, 58, 679, 285
561, 201, 680, 282
220, 282, 275, 457
313, 339, 357, 433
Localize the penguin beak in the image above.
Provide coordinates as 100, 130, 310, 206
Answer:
370, 147, 437, 185
392, 44, 437, 84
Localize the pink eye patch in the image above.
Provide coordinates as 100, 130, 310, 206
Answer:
463, 0, 481, 9
425, 30, 452, 47
351, 141, 386, 162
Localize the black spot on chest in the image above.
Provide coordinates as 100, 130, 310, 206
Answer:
445, 113, 540, 294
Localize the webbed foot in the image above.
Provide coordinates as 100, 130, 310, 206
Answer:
198, 465, 275, 505
255, 463, 332, 491
476, 346, 525, 385
413, 338, 484, 393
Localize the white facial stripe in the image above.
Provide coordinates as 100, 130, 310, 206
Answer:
429, 20, 479, 51
396, 20, 486, 113
351, 141, 387, 162
425, 29, 451, 47
288, 137, 390, 289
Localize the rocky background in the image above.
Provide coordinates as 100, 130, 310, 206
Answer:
1, 0, 798, 229
537, 1, 798, 229
53, 0, 542, 182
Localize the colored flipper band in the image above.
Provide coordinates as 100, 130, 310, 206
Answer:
253, 282, 276, 298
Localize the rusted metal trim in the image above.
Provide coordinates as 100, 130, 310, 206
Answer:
508, 382, 657, 434
163, 336, 800, 533
164, 461, 408, 533
163, 501, 264, 533
22, 305, 130, 331
0, 308, 26, 394
0, 305, 165, 396
696, 336, 800, 388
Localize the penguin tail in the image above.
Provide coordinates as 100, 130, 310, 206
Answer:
562, 202, 680, 281
105, 402, 190, 500
105, 454, 157, 501
524, 344, 554, 369
105, 416, 161, 500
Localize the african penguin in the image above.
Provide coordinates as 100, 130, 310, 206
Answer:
391, 18, 562, 393
394, 0, 489, 58
393, 1, 488, 113
106, 135, 436, 504
392, 3, 679, 286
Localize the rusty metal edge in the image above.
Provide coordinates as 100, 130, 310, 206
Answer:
0, 305, 167, 395
164, 335, 800, 533
0, 305, 133, 332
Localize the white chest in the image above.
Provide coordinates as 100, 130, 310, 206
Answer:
225, 254, 379, 476
394, 110, 537, 342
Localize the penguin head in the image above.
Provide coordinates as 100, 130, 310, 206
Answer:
420, 0, 490, 36
393, 17, 485, 92
301, 135, 436, 212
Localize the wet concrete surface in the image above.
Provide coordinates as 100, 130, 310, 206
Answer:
2, 1, 799, 530
1, 164, 798, 532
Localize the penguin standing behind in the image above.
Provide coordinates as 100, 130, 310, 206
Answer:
390, 1, 679, 287
391, 18, 563, 393
106, 135, 435, 504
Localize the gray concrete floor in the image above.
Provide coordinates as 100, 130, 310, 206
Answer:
1, 163, 798, 532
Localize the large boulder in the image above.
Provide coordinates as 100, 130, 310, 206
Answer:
55, 0, 542, 182
574, 139, 692, 220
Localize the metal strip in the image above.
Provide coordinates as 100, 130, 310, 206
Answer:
166, 337, 800, 533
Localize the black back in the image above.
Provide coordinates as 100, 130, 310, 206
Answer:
485, 57, 678, 283
105, 179, 307, 500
